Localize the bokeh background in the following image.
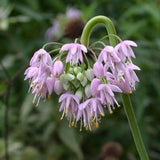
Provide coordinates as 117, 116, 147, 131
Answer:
0, 0, 160, 159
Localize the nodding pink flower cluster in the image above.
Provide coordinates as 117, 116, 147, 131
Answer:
24, 40, 140, 131
24, 49, 64, 106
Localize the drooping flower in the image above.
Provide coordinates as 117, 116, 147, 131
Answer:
115, 40, 137, 62
93, 62, 105, 79
76, 98, 105, 131
60, 43, 87, 65
91, 78, 102, 97
98, 84, 122, 113
98, 45, 120, 68
30, 49, 52, 66
59, 93, 80, 126
24, 49, 55, 106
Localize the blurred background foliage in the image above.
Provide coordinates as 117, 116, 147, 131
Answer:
0, 0, 160, 159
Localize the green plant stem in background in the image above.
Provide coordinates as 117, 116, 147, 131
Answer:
80, 15, 149, 160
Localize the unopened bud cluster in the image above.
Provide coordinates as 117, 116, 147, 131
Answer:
24, 39, 140, 131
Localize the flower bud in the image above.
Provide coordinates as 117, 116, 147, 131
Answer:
54, 80, 63, 95
85, 68, 94, 81
77, 72, 84, 81
85, 84, 91, 98
75, 89, 83, 100
74, 66, 82, 74
81, 77, 88, 87
53, 60, 64, 77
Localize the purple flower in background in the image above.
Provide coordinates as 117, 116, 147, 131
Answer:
54, 79, 63, 95
66, 7, 81, 19
98, 84, 122, 113
60, 43, 87, 65
59, 93, 80, 123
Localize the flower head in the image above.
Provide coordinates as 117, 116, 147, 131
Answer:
60, 43, 87, 65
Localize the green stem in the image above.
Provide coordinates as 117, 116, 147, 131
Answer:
80, 15, 117, 47
121, 94, 149, 160
80, 15, 149, 160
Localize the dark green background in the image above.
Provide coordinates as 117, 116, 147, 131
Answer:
0, 0, 160, 159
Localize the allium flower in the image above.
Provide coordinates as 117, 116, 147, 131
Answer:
60, 43, 87, 65
59, 93, 80, 126
24, 49, 55, 106
30, 49, 52, 66
115, 40, 137, 61
98, 84, 122, 113
98, 46, 120, 68
77, 98, 105, 131
93, 62, 105, 78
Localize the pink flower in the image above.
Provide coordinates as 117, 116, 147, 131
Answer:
98, 84, 122, 113
30, 49, 52, 66
60, 43, 87, 65
115, 40, 137, 61
91, 78, 102, 97
59, 93, 80, 124
93, 62, 105, 78
24, 49, 55, 106
77, 98, 104, 131
98, 46, 120, 68
52, 60, 64, 77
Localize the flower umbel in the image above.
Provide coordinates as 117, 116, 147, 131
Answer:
25, 27, 140, 131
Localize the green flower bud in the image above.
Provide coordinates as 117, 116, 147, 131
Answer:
77, 72, 84, 81
75, 89, 83, 100
85, 84, 91, 98
81, 77, 88, 87
74, 66, 82, 75
85, 68, 94, 81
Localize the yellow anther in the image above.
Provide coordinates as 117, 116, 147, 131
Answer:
90, 114, 93, 118
100, 77, 103, 80
43, 99, 46, 102
127, 91, 132, 94
48, 94, 51, 99
71, 122, 74, 126
38, 93, 41, 97
65, 109, 68, 114
100, 112, 105, 117
60, 118, 63, 120
32, 101, 35, 104
104, 105, 106, 108
109, 110, 113, 114
69, 125, 71, 128
113, 106, 115, 110
35, 104, 39, 107
80, 129, 82, 132
118, 105, 120, 108
85, 126, 89, 130
94, 122, 99, 128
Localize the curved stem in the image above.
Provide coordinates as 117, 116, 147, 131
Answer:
80, 15, 117, 47
80, 15, 149, 160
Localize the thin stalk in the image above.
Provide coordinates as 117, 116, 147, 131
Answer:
80, 15, 149, 160
121, 94, 149, 160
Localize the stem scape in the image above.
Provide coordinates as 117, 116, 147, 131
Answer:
80, 15, 149, 160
